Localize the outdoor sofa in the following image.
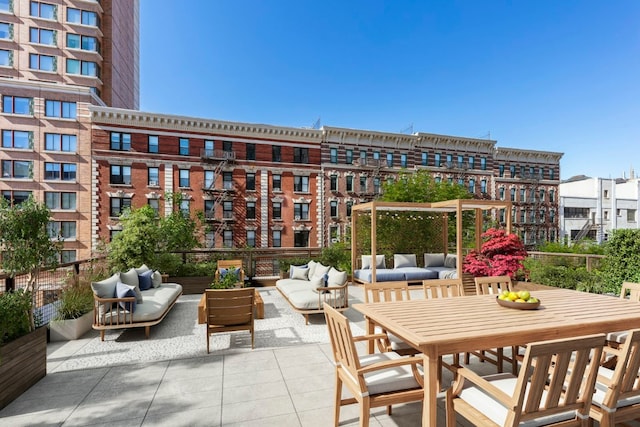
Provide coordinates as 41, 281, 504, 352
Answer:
91, 264, 183, 341
353, 253, 458, 284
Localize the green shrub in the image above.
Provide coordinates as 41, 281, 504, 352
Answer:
210, 267, 240, 289
0, 290, 32, 345
278, 257, 312, 275
524, 258, 610, 294
602, 229, 640, 291
154, 253, 182, 276
176, 260, 217, 277
319, 242, 352, 274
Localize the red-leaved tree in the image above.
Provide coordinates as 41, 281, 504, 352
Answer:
463, 228, 527, 278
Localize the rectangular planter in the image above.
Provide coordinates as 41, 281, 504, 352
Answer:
49, 311, 93, 341
168, 276, 213, 295
0, 326, 47, 410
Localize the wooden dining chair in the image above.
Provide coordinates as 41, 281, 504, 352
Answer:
606, 282, 640, 348
364, 281, 417, 356
323, 303, 424, 427
214, 259, 245, 285
446, 334, 606, 427
205, 288, 255, 353
465, 275, 518, 375
590, 328, 640, 426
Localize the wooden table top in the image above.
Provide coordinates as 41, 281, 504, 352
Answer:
354, 288, 640, 355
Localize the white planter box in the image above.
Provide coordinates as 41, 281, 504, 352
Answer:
49, 311, 93, 341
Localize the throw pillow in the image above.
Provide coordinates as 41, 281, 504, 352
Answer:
151, 270, 163, 288
444, 254, 457, 269
309, 276, 325, 293
312, 263, 331, 280
135, 264, 150, 275
394, 254, 417, 268
290, 265, 309, 280
307, 260, 318, 279
116, 281, 137, 313
120, 268, 143, 303
361, 255, 386, 269
91, 273, 121, 319
424, 253, 445, 268
138, 269, 154, 291
327, 267, 347, 287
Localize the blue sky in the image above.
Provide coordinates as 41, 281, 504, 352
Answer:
140, 1, 639, 180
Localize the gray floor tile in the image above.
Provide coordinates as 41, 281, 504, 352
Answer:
146, 389, 222, 418
142, 406, 221, 427
222, 380, 289, 405
221, 395, 295, 424
224, 413, 301, 427
223, 367, 284, 388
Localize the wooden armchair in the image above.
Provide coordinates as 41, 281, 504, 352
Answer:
446, 334, 605, 427
606, 282, 640, 348
590, 328, 640, 426
205, 288, 254, 352
214, 259, 245, 285
465, 275, 518, 375
323, 303, 424, 427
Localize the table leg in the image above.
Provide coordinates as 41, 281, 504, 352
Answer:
423, 348, 438, 427
365, 317, 375, 354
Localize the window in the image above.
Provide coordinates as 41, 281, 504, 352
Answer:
563, 207, 589, 218
346, 175, 353, 192
48, 221, 76, 239
345, 149, 353, 165
400, 153, 407, 168
246, 143, 255, 160
628, 209, 636, 222
434, 153, 441, 167
272, 202, 281, 220
147, 199, 159, 216
110, 165, 131, 185
604, 190, 609, 199
50, 163, 76, 180
222, 140, 232, 152
2, 160, 31, 179
520, 188, 526, 202
457, 155, 464, 168
499, 209, 505, 223
0, 0, 10, 13
204, 170, 214, 189
272, 145, 281, 162
359, 176, 367, 193
110, 132, 131, 151
510, 188, 516, 202
617, 208, 622, 217
3, 96, 31, 115
0, 49, 10, 66
66, 33, 98, 52
0, 23, 10, 40
110, 197, 131, 217
373, 151, 380, 161
3, 190, 31, 206
179, 138, 189, 155
421, 152, 428, 166
178, 169, 190, 187
346, 200, 353, 217
30, 2, 56, 19
330, 200, 337, 217
272, 230, 281, 248
373, 177, 381, 194
223, 201, 233, 219
45, 192, 76, 210
148, 167, 159, 186
148, 135, 159, 153
294, 203, 309, 220
330, 175, 338, 192
2, 130, 30, 149
499, 188, 505, 200
435, 176, 441, 184
530, 210, 536, 223
179, 200, 190, 217
204, 140, 214, 156
272, 174, 281, 191
468, 179, 475, 193
549, 169, 555, 180
44, 133, 75, 152
30, 27, 55, 45
223, 171, 233, 189
29, 53, 55, 71
499, 165, 504, 177
204, 200, 214, 219
469, 156, 475, 170
66, 59, 99, 77
223, 230, 233, 247
246, 173, 255, 191
294, 147, 308, 163
539, 189, 545, 202
520, 209, 526, 223
67, 8, 98, 26
480, 157, 487, 170
246, 201, 256, 219
294, 175, 309, 192
446, 154, 452, 166
246, 230, 256, 247
510, 165, 516, 178
329, 148, 338, 164
604, 210, 609, 221
386, 152, 393, 167
294, 230, 309, 247
45, 100, 76, 119
360, 150, 367, 162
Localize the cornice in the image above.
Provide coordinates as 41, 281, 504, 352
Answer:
495, 147, 564, 162
416, 132, 496, 153
90, 106, 323, 143
322, 126, 417, 147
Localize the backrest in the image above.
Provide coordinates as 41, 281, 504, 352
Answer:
323, 303, 362, 382
598, 328, 640, 409
474, 275, 513, 295
217, 259, 244, 272
509, 334, 605, 425
364, 281, 410, 303
620, 282, 640, 301
422, 278, 464, 299
205, 288, 254, 326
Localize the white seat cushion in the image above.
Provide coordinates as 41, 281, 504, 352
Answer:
592, 366, 640, 409
606, 330, 628, 344
357, 352, 421, 395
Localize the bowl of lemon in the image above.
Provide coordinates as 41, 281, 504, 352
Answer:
496, 290, 540, 310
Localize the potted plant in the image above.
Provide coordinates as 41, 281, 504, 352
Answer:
210, 267, 241, 289
463, 228, 527, 280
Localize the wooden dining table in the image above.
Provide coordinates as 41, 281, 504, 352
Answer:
354, 288, 640, 427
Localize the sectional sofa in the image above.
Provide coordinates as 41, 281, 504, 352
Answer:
353, 253, 458, 285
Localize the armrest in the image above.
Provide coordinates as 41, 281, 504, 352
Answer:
358, 355, 423, 376
94, 295, 136, 304
451, 366, 514, 408
353, 333, 390, 343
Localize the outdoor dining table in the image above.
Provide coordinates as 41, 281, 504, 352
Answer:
354, 287, 640, 427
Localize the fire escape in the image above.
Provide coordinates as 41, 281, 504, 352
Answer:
201, 149, 236, 241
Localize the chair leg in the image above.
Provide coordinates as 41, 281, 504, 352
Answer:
206, 329, 209, 354
445, 387, 456, 427
497, 347, 504, 373
334, 373, 342, 427
360, 396, 371, 427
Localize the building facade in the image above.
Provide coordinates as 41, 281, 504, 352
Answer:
559, 175, 640, 244
0, 0, 139, 261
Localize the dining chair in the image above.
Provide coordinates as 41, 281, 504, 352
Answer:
606, 282, 640, 349
446, 334, 606, 427
589, 328, 640, 426
205, 288, 255, 353
465, 275, 518, 374
214, 259, 245, 285
364, 281, 417, 355
323, 303, 424, 427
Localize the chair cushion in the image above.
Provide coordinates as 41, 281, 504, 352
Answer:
357, 352, 421, 395
291, 265, 309, 280
592, 366, 640, 409
362, 255, 386, 269
606, 330, 628, 344
457, 373, 578, 426
424, 253, 445, 267
394, 254, 417, 268
120, 268, 143, 303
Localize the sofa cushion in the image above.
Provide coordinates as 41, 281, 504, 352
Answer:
151, 270, 162, 288
120, 268, 143, 303
287, 289, 322, 310
444, 254, 457, 268
424, 253, 445, 267
138, 269, 154, 291
309, 276, 326, 293
135, 264, 151, 275
327, 267, 347, 287
307, 260, 318, 279
91, 273, 121, 318
394, 254, 417, 268
276, 279, 318, 297
104, 283, 182, 324
312, 263, 331, 281
116, 281, 137, 312
362, 255, 386, 269
291, 265, 309, 280
400, 267, 438, 281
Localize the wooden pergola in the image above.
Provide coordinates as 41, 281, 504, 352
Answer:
350, 199, 513, 283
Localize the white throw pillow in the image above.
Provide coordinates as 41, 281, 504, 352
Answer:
307, 260, 318, 279
309, 276, 325, 293
291, 265, 309, 281
394, 254, 417, 268
424, 253, 445, 268
151, 270, 163, 288
327, 267, 347, 287
312, 263, 331, 280
120, 268, 143, 303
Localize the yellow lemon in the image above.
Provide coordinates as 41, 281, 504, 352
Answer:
515, 298, 526, 303
517, 290, 530, 301
507, 292, 519, 301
